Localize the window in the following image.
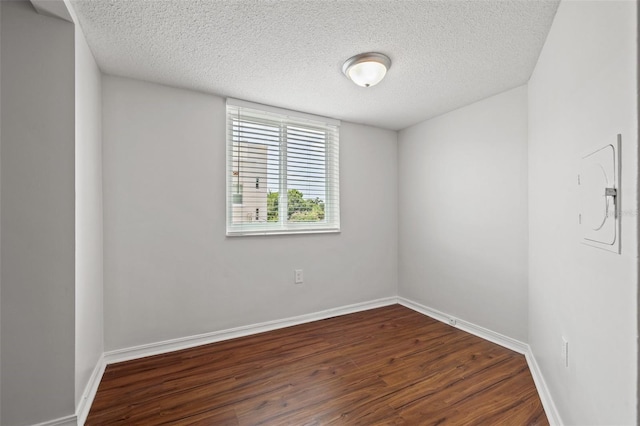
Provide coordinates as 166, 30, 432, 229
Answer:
226, 99, 340, 236
232, 183, 243, 204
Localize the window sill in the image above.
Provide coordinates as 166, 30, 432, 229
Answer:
226, 228, 341, 237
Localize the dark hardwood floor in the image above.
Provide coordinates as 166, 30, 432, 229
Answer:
87, 304, 548, 425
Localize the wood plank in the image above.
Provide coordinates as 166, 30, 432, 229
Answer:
86, 305, 548, 425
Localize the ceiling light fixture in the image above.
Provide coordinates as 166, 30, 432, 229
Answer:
342, 52, 391, 88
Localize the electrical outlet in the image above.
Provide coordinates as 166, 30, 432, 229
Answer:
294, 269, 304, 284
561, 337, 569, 367
448, 317, 457, 326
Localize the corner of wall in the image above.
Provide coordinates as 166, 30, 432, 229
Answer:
394, 128, 401, 297
0, 1, 3, 422
636, 3, 640, 423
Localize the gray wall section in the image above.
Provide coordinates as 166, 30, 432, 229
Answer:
528, 1, 638, 424
102, 75, 398, 352
0, 1, 3, 421
397, 86, 529, 342
74, 14, 104, 408
0, 1, 75, 425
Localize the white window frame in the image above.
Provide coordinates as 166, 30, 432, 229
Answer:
226, 98, 340, 236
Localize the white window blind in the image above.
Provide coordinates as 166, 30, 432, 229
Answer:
226, 99, 340, 236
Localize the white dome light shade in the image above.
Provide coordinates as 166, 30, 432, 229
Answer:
347, 61, 387, 87
342, 52, 391, 88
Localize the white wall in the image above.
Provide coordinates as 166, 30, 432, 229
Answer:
102, 75, 398, 351
528, 1, 637, 424
398, 86, 529, 342
0, 3, 3, 421
0, 1, 76, 425
74, 16, 103, 408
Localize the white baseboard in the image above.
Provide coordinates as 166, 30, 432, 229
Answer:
76, 356, 107, 425
68, 296, 395, 425
30, 415, 77, 426
397, 296, 528, 354
77, 296, 560, 426
104, 296, 398, 364
398, 296, 562, 426
525, 349, 563, 426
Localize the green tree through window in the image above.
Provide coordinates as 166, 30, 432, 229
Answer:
267, 189, 325, 222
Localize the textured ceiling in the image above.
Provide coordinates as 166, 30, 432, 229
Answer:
71, 0, 559, 131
